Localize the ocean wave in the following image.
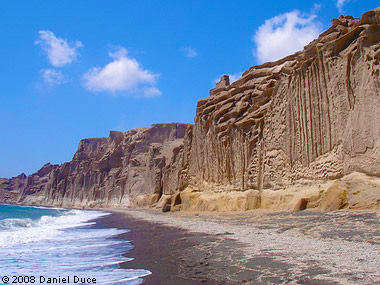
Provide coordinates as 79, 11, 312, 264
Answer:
0, 207, 152, 284
0, 217, 34, 230
0, 209, 110, 248
29, 205, 65, 210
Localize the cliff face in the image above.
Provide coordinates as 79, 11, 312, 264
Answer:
1, 123, 190, 208
2, 9, 380, 211
181, 9, 380, 193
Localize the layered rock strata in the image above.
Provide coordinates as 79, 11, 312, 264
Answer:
0, 123, 190, 208
167, 8, 380, 212
188, 10, 380, 190
2, 9, 380, 212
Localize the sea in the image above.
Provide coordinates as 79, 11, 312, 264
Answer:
0, 203, 151, 284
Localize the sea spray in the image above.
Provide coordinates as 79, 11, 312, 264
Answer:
0, 204, 151, 284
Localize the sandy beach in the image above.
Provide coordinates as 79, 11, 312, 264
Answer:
96, 209, 380, 284
95, 212, 204, 284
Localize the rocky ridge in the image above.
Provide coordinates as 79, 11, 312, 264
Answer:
2, 8, 380, 212
171, 8, 380, 212
0, 123, 190, 208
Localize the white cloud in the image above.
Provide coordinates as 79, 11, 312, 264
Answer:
228, 72, 243, 83
183, 47, 198, 58
83, 47, 161, 97
142, 87, 162, 97
253, 10, 322, 63
40, 69, 66, 86
35, 30, 82, 67
336, 0, 350, 13
212, 72, 243, 86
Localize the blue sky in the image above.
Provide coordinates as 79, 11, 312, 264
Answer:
0, 0, 378, 178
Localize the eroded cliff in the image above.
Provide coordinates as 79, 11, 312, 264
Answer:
167, 8, 380, 212
0, 123, 190, 208
186, 10, 380, 188
2, 8, 380, 212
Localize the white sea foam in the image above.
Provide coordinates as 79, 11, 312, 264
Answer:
0, 209, 108, 248
0, 217, 34, 229
0, 207, 151, 284
30, 205, 65, 210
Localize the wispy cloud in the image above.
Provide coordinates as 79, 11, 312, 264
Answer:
228, 72, 243, 83
40, 69, 66, 86
35, 30, 82, 67
182, 47, 198, 58
336, 0, 350, 13
253, 10, 321, 63
82, 46, 161, 97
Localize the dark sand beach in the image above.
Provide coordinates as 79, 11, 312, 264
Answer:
94, 210, 380, 284
95, 212, 215, 284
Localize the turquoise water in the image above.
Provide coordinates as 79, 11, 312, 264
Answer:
0, 203, 64, 222
0, 203, 150, 284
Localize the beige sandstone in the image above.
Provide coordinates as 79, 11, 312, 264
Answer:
2, 8, 380, 213
318, 181, 348, 211
180, 188, 261, 212
171, 8, 380, 212
0, 123, 190, 208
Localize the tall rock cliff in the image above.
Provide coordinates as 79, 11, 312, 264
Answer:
168, 8, 380, 212
2, 8, 380, 211
0, 123, 190, 208
181, 8, 380, 191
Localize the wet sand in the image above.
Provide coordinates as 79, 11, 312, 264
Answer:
94, 212, 215, 284
96, 209, 380, 284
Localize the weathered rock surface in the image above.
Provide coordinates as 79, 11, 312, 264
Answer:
170, 8, 380, 211
187, 10, 380, 189
2, 8, 380, 212
0, 123, 190, 208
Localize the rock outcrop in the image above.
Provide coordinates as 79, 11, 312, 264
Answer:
168, 8, 380, 211
2, 8, 380, 212
187, 10, 380, 189
1, 123, 190, 208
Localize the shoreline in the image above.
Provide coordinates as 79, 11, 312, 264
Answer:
3, 201, 380, 284
98, 208, 380, 285
94, 211, 214, 284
